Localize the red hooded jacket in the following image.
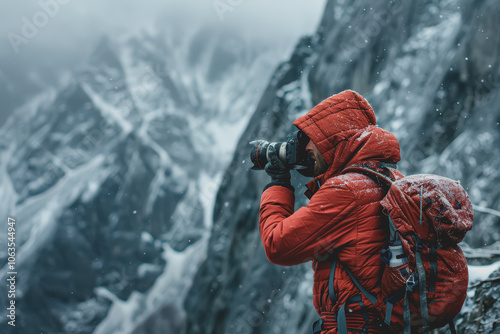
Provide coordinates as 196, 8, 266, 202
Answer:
259, 90, 401, 333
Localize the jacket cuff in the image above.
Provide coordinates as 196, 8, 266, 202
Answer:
263, 181, 295, 193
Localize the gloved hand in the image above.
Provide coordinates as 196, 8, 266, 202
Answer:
263, 144, 294, 192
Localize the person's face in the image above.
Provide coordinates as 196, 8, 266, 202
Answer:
305, 139, 328, 177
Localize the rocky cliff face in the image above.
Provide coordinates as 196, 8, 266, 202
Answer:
185, 0, 500, 333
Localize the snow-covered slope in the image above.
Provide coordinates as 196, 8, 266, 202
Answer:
0, 26, 284, 334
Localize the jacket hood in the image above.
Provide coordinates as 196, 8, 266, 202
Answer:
293, 90, 401, 194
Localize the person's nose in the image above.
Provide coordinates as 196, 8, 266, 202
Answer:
305, 140, 314, 153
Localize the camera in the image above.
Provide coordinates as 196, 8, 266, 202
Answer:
250, 130, 314, 176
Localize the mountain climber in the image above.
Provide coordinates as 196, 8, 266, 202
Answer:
259, 90, 401, 333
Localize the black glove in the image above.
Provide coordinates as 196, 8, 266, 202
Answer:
263, 144, 294, 192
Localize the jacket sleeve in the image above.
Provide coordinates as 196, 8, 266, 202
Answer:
259, 181, 357, 266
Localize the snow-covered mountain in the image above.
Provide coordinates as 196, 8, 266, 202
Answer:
0, 26, 286, 334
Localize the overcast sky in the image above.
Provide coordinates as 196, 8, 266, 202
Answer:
0, 0, 327, 122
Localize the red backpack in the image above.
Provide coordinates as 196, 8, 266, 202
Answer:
340, 165, 474, 334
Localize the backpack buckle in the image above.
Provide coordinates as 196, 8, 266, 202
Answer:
380, 248, 392, 264
406, 273, 418, 291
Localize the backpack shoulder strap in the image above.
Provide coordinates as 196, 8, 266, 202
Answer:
342, 165, 395, 187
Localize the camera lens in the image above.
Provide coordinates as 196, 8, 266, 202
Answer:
249, 130, 313, 171
250, 140, 270, 170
